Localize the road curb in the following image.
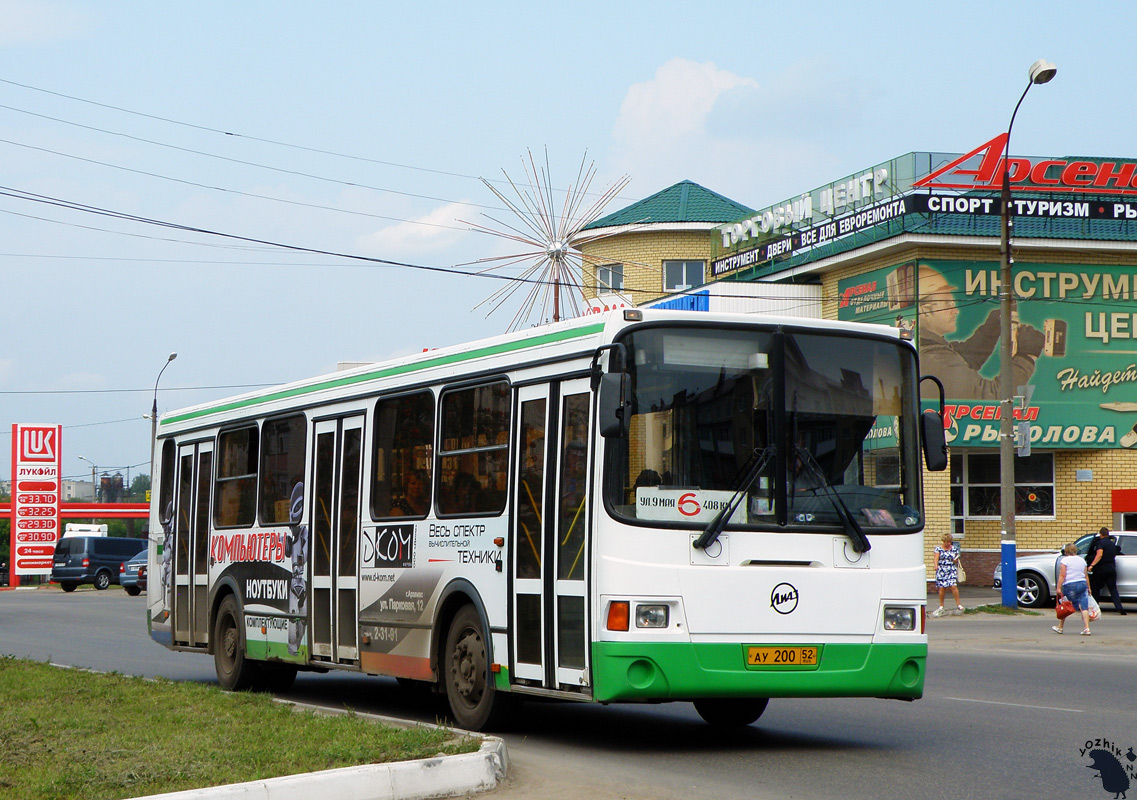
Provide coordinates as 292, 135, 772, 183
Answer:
127, 734, 508, 800
31, 661, 508, 800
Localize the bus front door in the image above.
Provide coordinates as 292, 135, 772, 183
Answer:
511, 378, 592, 693
173, 440, 212, 648
309, 416, 364, 664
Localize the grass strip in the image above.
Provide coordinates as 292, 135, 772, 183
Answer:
0, 657, 476, 800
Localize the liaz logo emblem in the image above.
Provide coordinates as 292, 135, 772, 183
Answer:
770, 582, 799, 615
19, 427, 57, 462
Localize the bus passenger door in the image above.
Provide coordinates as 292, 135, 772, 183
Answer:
310, 416, 363, 664
173, 440, 212, 648
512, 386, 547, 684
511, 378, 592, 693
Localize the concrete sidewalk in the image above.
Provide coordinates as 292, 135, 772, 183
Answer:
926, 585, 1137, 657
927, 583, 1004, 611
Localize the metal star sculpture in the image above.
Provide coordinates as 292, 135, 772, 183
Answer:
461, 149, 630, 331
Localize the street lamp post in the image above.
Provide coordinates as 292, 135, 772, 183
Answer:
1000, 59, 1057, 608
77, 455, 97, 523
150, 353, 177, 481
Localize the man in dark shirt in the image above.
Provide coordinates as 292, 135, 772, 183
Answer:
1088, 526, 1127, 615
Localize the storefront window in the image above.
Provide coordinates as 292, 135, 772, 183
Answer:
950, 452, 1054, 519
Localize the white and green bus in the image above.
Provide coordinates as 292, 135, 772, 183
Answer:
147, 308, 947, 730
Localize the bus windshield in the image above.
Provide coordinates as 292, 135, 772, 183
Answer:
604, 324, 923, 532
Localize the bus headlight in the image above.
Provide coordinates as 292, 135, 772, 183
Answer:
883, 606, 916, 631
635, 604, 669, 628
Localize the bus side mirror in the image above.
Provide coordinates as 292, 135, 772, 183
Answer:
598, 372, 628, 438
921, 409, 947, 472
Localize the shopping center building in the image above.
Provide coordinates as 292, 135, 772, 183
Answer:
575, 136, 1137, 583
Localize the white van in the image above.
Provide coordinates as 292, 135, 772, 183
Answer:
63, 523, 109, 538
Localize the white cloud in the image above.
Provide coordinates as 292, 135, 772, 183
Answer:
609, 58, 845, 206
0, 1, 90, 45
614, 58, 758, 144
356, 201, 474, 258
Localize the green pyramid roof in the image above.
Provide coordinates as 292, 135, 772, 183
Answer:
583, 180, 753, 230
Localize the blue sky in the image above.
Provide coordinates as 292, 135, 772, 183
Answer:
1, 0, 1134, 484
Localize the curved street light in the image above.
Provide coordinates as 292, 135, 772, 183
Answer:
999, 59, 1056, 608
77, 455, 98, 522
150, 353, 177, 482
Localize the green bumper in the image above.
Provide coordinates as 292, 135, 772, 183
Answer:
591, 641, 925, 703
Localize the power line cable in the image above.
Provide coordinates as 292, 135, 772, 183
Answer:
1, 190, 1119, 310
0, 184, 621, 289
0, 77, 499, 183
0, 78, 642, 204
0, 253, 344, 267
0, 205, 278, 251
0, 119, 498, 217
0, 383, 277, 395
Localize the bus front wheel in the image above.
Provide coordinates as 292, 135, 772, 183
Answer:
214, 595, 260, 691
444, 605, 513, 731
693, 697, 769, 727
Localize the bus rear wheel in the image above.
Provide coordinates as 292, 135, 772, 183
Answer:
444, 605, 513, 731
693, 698, 769, 727
214, 595, 261, 691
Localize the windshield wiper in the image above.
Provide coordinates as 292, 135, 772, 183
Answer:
693, 446, 774, 551
793, 445, 871, 553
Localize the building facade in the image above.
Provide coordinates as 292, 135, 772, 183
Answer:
1, 478, 93, 501
576, 138, 1137, 583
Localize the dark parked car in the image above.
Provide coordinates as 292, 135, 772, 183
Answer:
51, 536, 146, 592
119, 550, 148, 596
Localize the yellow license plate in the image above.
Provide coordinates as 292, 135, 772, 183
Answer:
746, 646, 819, 668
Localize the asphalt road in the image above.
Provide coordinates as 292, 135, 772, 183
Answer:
3, 586, 1136, 800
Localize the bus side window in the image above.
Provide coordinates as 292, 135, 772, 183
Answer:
371, 391, 435, 520
438, 381, 510, 516
259, 414, 307, 524
158, 439, 177, 516
214, 426, 258, 528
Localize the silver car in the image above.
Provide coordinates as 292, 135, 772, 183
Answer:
118, 551, 148, 596
997, 532, 1137, 608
